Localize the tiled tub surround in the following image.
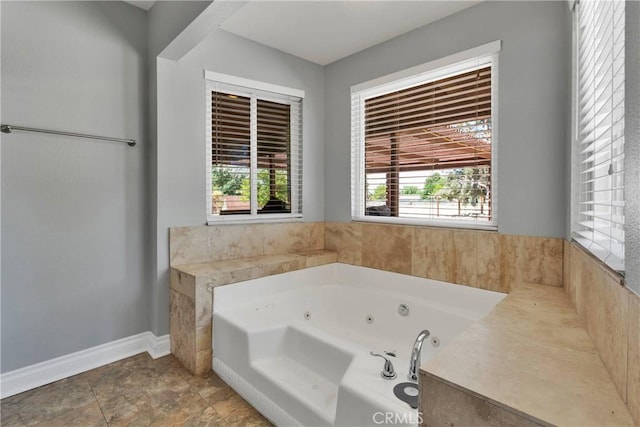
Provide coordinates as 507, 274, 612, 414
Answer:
168, 221, 639, 425
564, 241, 640, 425
419, 283, 635, 426
325, 222, 564, 293
170, 221, 564, 374
169, 222, 335, 375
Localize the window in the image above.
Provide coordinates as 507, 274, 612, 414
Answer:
205, 72, 303, 223
351, 42, 500, 229
571, 0, 625, 272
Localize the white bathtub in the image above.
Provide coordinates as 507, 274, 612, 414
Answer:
212, 263, 505, 426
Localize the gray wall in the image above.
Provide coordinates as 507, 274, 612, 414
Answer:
0, 1, 149, 372
324, 1, 571, 238
153, 29, 325, 334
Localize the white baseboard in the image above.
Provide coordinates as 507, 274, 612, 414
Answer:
0, 331, 171, 399
145, 332, 171, 359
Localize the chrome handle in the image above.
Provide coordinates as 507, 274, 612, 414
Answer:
370, 351, 397, 380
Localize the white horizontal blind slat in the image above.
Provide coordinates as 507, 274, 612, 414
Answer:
571, 0, 625, 272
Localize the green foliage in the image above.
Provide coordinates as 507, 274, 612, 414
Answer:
438, 167, 490, 215
441, 169, 467, 202
371, 184, 387, 201
401, 185, 420, 195
464, 167, 490, 207
240, 169, 289, 207
422, 173, 446, 199
211, 167, 244, 195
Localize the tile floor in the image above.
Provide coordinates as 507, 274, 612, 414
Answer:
1, 353, 271, 426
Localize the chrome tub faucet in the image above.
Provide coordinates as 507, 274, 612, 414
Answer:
408, 329, 430, 382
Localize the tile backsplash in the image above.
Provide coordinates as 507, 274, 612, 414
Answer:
169, 222, 324, 266
170, 221, 564, 291
564, 241, 640, 425
325, 222, 564, 293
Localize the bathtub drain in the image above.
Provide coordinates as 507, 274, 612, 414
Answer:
304, 311, 311, 320
366, 314, 374, 324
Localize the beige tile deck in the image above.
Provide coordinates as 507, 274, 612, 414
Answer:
420, 283, 635, 426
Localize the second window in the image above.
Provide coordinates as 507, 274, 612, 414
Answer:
206, 75, 303, 222
351, 47, 498, 229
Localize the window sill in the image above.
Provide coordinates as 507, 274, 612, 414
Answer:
351, 215, 498, 231
207, 213, 303, 226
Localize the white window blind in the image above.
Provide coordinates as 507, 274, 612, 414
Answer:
572, 0, 625, 272
206, 76, 303, 223
351, 47, 498, 229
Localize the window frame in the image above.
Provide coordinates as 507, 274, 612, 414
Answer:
570, 0, 625, 273
350, 41, 501, 230
205, 71, 304, 224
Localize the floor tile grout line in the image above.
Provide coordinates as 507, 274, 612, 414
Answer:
89, 384, 110, 426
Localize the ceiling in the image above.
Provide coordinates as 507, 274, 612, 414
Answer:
123, 1, 156, 11
122, 0, 481, 66
219, 1, 481, 65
